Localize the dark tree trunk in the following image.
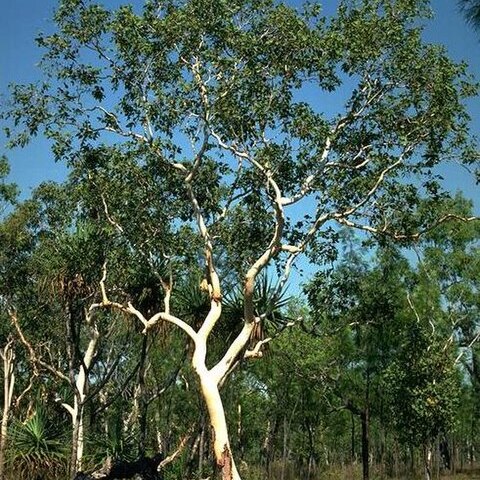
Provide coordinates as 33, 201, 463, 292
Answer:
361, 408, 369, 480
439, 435, 451, 470
281, 415, 289, 480
351, 412, 356, 463
361, 369, 370, 480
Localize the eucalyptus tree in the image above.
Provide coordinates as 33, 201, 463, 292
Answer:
418, 195, 480, 373
375, 198, 477, 479
384, 314, 460, 480
414, 195, 480, 467
3, 0, 479, 478
0, 340, 15, 480
2, 198, 88, 475
0, 157, 18, 480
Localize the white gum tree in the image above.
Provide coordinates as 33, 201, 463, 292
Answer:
0, 340, 15, 480
10, 308, 99, 475
4, 0, 478, 478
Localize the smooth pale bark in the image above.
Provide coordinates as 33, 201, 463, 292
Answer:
186, 279, 256, 480
0, 342, 15, 480
423, 442, 433, 480
139, 336, 148, 438
63, 323, 99, 477
197, 372, 239, 480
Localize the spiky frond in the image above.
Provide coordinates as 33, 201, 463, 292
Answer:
459, 0, 480, 31
223, 274, 293, 343
8, 407, 68, 478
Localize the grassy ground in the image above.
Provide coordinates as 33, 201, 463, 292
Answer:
242, 463, 480, 480
314, 466, 480, 480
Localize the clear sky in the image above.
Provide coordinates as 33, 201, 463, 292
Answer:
0, 0, 479, 206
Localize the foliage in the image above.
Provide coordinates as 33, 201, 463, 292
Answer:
0, 156, 18, 214
8, 407, 68, 479
86, 415, 138, 467
384, 318, 460, 447
459, 0, 480, 31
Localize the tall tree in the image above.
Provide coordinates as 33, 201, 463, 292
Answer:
306, 239, 411, 480
3, 0, 478, 478
416, 195, 480, 468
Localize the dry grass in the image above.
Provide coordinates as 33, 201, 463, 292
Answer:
242, 463, 480, 480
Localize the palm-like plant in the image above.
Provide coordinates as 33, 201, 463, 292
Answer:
223, 274, 293, 345
459, 0, 480, 31
173, 273, 292, 353
8, 407, 68, 479
173, 275, 211, 330
86, 414, 138, 470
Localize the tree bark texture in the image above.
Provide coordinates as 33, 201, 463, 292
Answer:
424, 442, 433, 480
199, 375, 239, 480
0, 341, 15, 480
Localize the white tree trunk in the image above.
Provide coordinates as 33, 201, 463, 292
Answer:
63, 322, 99, 476
424, 442, 433, 480
63, 381, 86, 474
198, 373, 240, 480
0, 342, 15, 480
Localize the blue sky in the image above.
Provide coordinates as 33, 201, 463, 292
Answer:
0, 0, 479, 205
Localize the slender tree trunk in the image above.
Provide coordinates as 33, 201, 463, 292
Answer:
361, 370, 370, 480
410, 445, 415, 476
262, 418, 276, 476
351, 412, 356, 463
66, 387, 87, 475
137, 335, 149, 458
77, 407, 85, 471
0, 341, 15, 480
435, 436, 441, 480
65, 320, 99, 477
155, 410, 163, 454
65, 394, 86, 478
423, 442, 433, 480
237, 403, 243, 460
69, 401, 80, 478
393, 438, 399, 478
198, 374, 240, 480
451, 435, 456, 476
470, 349, 480, 468
361, 408, 370, 480
281, 415, 288, 480
306, 422, 316, 480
